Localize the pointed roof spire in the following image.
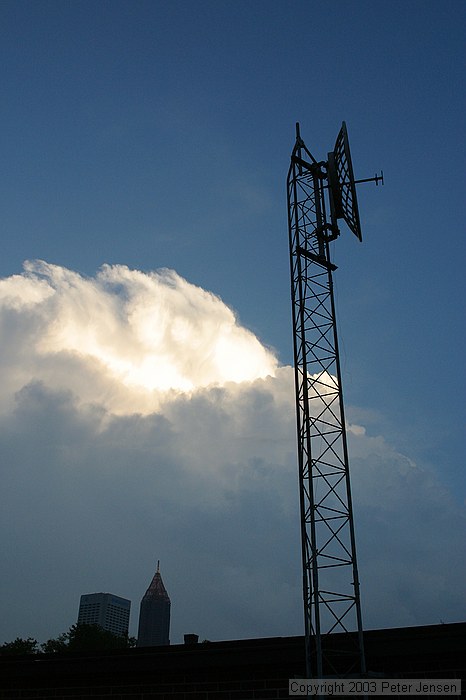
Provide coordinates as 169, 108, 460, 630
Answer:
143, 561, 170, 602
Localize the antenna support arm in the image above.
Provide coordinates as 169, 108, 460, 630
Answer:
354, 170, 384, 186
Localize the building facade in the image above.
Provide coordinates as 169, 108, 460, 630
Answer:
77, 593, 131, 638
137, 562, 170, 647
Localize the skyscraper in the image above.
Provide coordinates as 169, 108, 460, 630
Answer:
137, 561, 170, 647
77, 593, 131, 638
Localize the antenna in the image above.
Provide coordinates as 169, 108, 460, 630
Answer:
287, 122, 382, 687
328, 122, 362, 240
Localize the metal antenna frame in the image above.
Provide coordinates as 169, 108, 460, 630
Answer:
287, 122, 380, 685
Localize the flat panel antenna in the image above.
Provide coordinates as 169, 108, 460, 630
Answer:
328, 121, 362, 240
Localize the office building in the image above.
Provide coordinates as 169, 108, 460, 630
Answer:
137, 561, 170, 647
77, 592, 131, 638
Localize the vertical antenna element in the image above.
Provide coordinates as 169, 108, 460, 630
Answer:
287, 123, 367, 685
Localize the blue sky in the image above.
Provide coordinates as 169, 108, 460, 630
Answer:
0, 1, 465, 644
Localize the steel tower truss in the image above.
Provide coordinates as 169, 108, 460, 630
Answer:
287, 124, 367, 681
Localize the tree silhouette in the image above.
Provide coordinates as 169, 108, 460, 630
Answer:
64, 623, 133, 651
0, 637, 39, 655
2, 625, 136, 655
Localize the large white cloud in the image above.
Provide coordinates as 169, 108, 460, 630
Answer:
0, 262, 464, 645
0, 260, 278, 414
